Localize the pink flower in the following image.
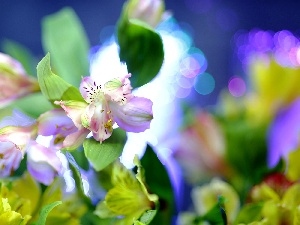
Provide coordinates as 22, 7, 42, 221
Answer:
55, 64, 153, 143
0, 53, 39, 108
0, 111, 37, 177
37, 108, 88, 150
173, 111, 230, 184
0, 109, 72, 184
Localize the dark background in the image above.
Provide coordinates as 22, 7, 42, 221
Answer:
1, 0, 300, 105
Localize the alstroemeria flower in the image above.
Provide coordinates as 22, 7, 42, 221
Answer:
173, 111, 229, 184
178, 178, 240, 225
55, 64, 153, 144
236, 173, 300, 224
0, 110, 70, 184
0, 111, 36, 177
0, 53, 39, 108
0, 184, 32, 225
37, 108, 87, 150
30, 108, 82, 184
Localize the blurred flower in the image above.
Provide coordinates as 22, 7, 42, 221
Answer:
0, 53, 39, 108
235, 173, 299, 225
267, 98, 300, 168
244, 56, 300, 123
0, 110, 72, 185
0, 110, 37, 177
192, 178, 240, 224
0, 178, 32, 225
178, 178, 240, 225
94, 156, 158, 225
126, 0, 165, 28
56, 65, 153, 143
173, 111, 229, 183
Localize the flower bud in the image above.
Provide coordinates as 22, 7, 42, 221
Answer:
127, 0, 165, 28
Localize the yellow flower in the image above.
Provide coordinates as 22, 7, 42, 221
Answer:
0, 172, 87, 225
237, 174, 300, 225
245, 59, 300, 123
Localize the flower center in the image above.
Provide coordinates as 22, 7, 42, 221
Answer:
82, 81, 105, 104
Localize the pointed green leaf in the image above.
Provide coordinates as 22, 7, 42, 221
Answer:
42, 7, 90, 86
234, 202, 263, 224
83, 129, 126, 171
140, 145, 174, 225
117, 17, 164, 88
37, 53, 84, 103
138, 210, 157, 225
32, 201, 62, 225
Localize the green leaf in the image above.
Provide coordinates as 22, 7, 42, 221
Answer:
117, 18, 164, 88
64, 151, 92, 207
81, 211, 116, 225
138, 210, 157, 225
37, 53, 84, 103
70, 147, 90, 171
83, 129, 126, 171
42, 7, 90, 86
234, 202, 263, 224
32, 201, 62, 225
140, 145, 175, 225
1, 39, 36, 75
201, 196, 227, 225
12, 92, 53, 118
218, 117, 269, 200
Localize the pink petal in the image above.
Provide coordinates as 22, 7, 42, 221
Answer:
38, 108, 77, 136
0, 109, 35, 128
0, 141, 22, 177
55, 100, 87, 128
88, 103, 113, 142
27, 141, 62, 185
0, 125, 35, 149
80, 76, 103, 103
104, 74, 133, 103
110, 96, 153, 132
63, 128, 90, 150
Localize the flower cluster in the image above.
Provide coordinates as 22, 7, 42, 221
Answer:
2, 1, 300, 225
0, 0, 164, 224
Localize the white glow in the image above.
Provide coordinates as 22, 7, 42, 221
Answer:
89, 22, 191, 172
89, 42, 128, 84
